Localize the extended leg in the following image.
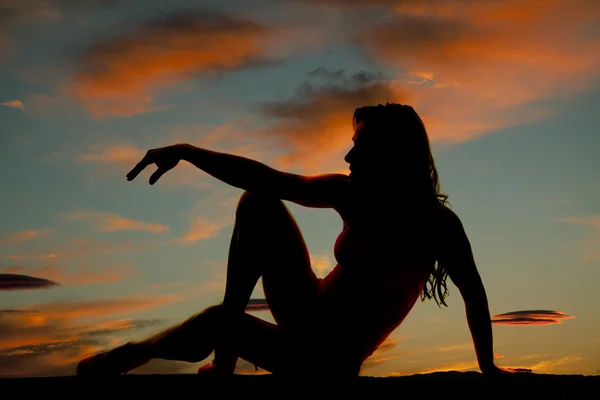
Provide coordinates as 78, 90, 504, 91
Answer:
76, 305, 285, 375
76, 191, 319, 376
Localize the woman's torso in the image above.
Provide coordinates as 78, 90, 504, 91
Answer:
318, 194, 445, 359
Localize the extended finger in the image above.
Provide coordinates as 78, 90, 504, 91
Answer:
126, 151, 154, 181
149, 167, 170, 185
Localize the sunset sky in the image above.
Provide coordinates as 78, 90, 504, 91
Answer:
1, 0, 599, 378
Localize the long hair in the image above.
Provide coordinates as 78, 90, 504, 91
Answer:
352, 103, 450, 307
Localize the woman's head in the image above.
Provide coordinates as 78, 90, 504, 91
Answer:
346, 103, 447, 204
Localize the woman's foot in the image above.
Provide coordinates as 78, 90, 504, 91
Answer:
76, 342, 150, 376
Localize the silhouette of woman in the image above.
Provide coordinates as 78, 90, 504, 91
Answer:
76, 103, 528, 377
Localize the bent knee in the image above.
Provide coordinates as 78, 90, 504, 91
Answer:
236, 191, 286, 218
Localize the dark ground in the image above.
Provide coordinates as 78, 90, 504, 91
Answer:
1, 371, 598, 399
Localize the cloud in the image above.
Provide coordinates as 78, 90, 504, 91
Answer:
68, 10, 272, 117
3, 263, 134, 287
0, 0, 121, 61
499, 354, 584, 375
246, 298, 269, 311
556, 216, 600, 230
0, 313, 166, 377
305, 0, 398, 8
0, 292, 179, 377
4, 236, 167, 263
259, 69, 399, 172
0, 0, 62, 59
0, 273, 58, 290
311, 253, 335, 278
2, 229, 50, 245
64, 210, 170, 233
398, 360, 480, 375
491, 310, 576, 326
77, 144, 144, 164
1, 100, 24, 109
361, 338, 408, 371
182, 216, 229, 243
304, 0, 600, 143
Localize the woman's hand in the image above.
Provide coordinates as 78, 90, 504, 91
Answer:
126, 144, 188, 185
481, 364, 532, 375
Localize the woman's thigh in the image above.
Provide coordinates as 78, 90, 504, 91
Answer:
256, 198, 320, 330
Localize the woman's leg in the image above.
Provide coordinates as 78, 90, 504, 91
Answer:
76, 304, 285, 375
76, 191, 319, 375
211, 190, 320, 372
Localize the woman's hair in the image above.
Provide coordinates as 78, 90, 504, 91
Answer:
352, 103, 450, 307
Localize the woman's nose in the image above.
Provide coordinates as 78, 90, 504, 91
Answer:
344, 148, 354, 164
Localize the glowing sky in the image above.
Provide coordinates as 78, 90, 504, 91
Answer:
1, 0, 599, 377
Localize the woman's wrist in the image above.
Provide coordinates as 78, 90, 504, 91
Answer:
178, 143, 195, 161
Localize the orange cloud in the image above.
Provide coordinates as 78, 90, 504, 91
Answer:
260, 69, 398, 173
1, 99, 24, 109
491, 310, 576, 326
77, 144, 144, 164
3, 229, 50, 245
311, 253, 335, 278
500, 354, 584, 375
22, 294, 179, 325
64, 210, 170, 233
68, 10, 270, 117
0, 301, 170, 377
355, 0, 600, 142
295, 0, 600, 148
4, 236, 166, 264
556, 216, 600, 230
361, 338, 409, 371
4, 263, 135, 287
0, 293, 180, 359
399, 360, 480, 375
182, 216, 229, 243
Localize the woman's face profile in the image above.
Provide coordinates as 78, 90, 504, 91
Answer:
345, 120, 391, 182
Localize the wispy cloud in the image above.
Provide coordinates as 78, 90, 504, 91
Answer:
0, 273, 58, 291
501, 354, 584, 374
2, 229, 50, 245
4, 263, 135, 287
4, 236, 167, 263
77, 144, 144, 164
305, 0, 600, 143
245, 298, 269, 311
491, 310, 576, 326
64, 210, 170, 234
182, 216, 229, 243
68, 10, 272, 117
1, 100, 24, 109
555, 216, 600, 230
0, 291, 180, 377
260, 69, 397, 173
361, 338, 409, 371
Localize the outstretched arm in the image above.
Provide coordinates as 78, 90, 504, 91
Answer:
126, 143, 350, 209
441, 209, 529, 374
